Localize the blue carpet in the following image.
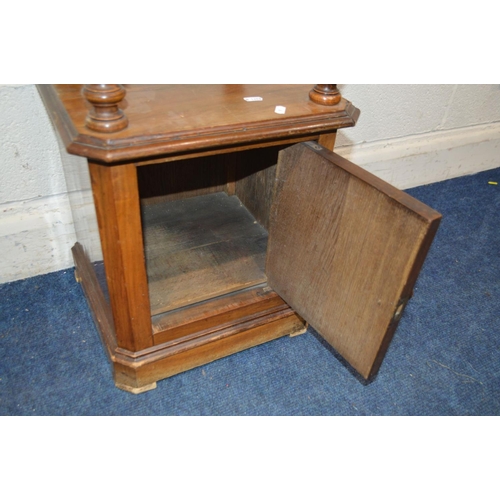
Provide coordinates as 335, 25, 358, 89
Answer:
1, 167, 499, 415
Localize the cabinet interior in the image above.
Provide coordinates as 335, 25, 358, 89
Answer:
137, 146, 286, 336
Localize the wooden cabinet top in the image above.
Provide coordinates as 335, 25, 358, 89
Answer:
37, 84, 360, 163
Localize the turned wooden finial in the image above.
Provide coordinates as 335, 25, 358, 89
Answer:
309, 84, 341, 106
82, 84, 128, 133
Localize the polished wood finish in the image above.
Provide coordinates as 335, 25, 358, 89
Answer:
82, 84, 128, 133
152, 285, 287, 343
113, 311, 306, 393
72, 238, 305, 394
37, 85, 349, 392
266, 142, 442, 379
37, 84, 440, 393
89, 161, 153, 352
309, 85, 342, 106
37, 85, 359, 163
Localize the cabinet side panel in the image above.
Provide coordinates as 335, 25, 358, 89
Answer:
234, 146, 282, 230
56, 133, 103, 264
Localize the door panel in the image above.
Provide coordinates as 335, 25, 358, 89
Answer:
266, 142, 441, 379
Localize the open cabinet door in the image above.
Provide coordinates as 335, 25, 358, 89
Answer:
266, 142, 441, 380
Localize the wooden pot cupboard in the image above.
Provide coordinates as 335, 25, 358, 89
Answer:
37, 85, 441, 394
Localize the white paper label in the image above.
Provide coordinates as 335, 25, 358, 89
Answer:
274, 106, 286, 114
244, 96, 263, 102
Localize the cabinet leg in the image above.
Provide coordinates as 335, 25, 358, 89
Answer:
289, 322, 308, 337
113, 363, 158, 394
89, 161, 154, 353
115, 380, 158, 395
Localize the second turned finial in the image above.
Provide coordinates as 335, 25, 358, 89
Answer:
82, 84, 128, 133
309, 84, 342, 106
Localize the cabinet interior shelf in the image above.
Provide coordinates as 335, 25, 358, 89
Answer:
143, 192, 269, 317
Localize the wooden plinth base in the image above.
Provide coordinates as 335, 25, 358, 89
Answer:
72, 243, 306, 394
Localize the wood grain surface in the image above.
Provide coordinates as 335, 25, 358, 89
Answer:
89, 162, 154, 351
142, 192, 268, 316
266, 142, 441, 379
36, 85, 359, 163
151, 285, 286, 342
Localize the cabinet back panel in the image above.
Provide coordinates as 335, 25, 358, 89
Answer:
138, 146, 284, 230
137, 156, 229, 205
